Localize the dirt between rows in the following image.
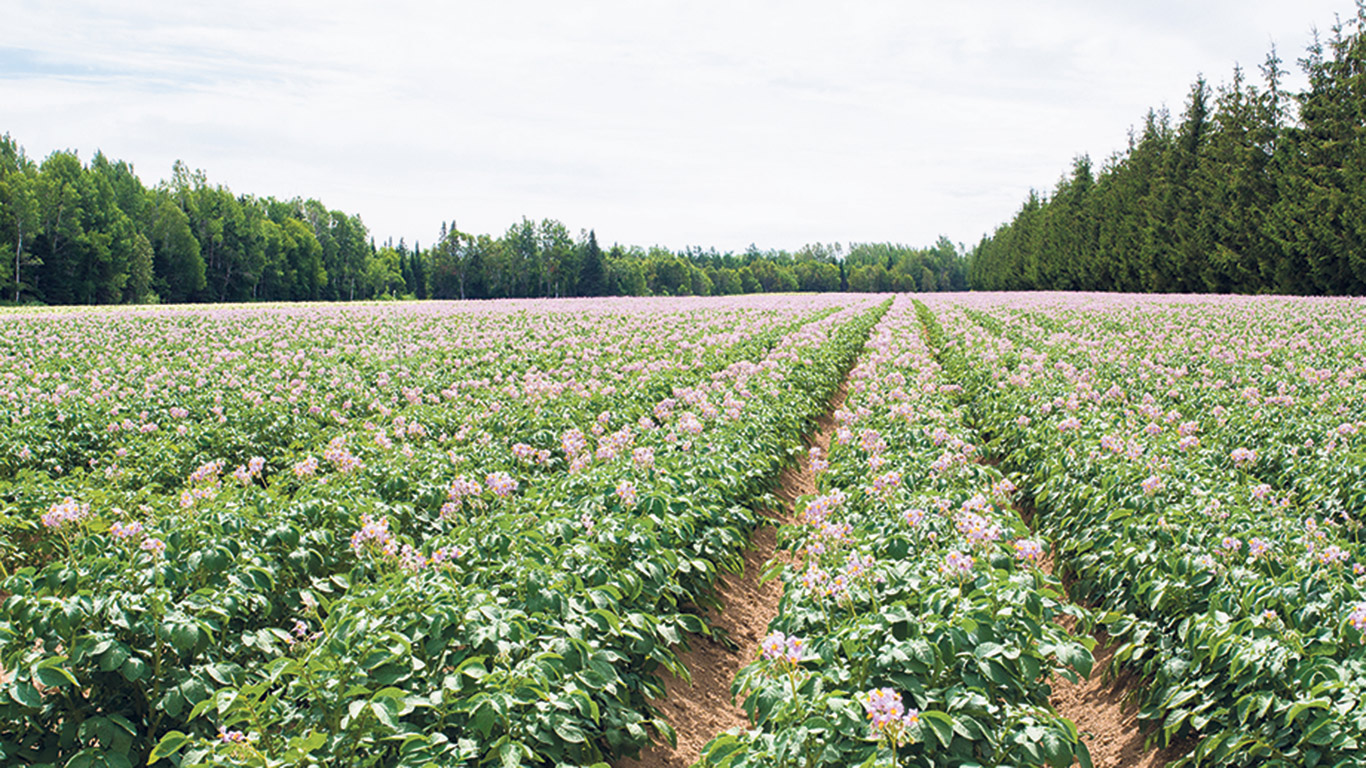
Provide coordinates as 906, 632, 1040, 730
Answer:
1041, 557, 1194, 768
615, 383, 846, 768
1049, 631, 1191, 768
614, 377, 1193, 768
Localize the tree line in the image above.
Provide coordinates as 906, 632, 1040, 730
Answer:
0, 135, 965, 306
418, 226, 965, 300
968, 4, 1366, 295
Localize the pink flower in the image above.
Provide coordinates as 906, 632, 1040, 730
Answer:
678, 412, 703, 436
323, 437, 362, 473
1013, 539, 1044, 564
632, 447, 654, 470
759, 631, 806, 665
615, 480, 639, 507
1141, 475, 1164, 496
350, 514, 394, 556
485, 471, 518, 498
560, 428, 588, 457
110, 520, 144, 540
1318, 545, 1349, 566
858, 687, 920, 742
42, 497, 90, 529
217, 727, 247, 744
870, 470, 902, 497
1349, 602, 1366, 633
941, 550, 974, 577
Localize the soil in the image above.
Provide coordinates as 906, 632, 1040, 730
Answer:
1049, 632, 1193, 768
1039, 556, 1194, 767
614, 383, 848, 768
617, 372, 1197, 768
613, 524, 783, 768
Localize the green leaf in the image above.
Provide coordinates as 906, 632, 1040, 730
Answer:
1041, 730, 1071, 768
121, 656, 148, 682
10, 681, 41, 708
33, 659, 78, 688
1287, 697, 1330, 725
554, 719, 586, 744
371, 699, 399, 730
1302, 713, 1338, 746
108, 713, 137, 735
702, 733, 743, 765
1057, 642, 1093, 679
974, 642, 1006, 659
921, 710, 954, 748
189, 695, 218, 721
100, 643, 130, 672
290, 729, 328, 755
346, 698, 367, 725
472, 701, 495, 738
206, 662, 238, 685
149, 732, 191, 764
499, 740, 525, 768
1164, 688, 1201, 710
170, 623, 199, 653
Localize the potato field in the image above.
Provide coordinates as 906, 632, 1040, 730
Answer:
2, 293, 1364, 768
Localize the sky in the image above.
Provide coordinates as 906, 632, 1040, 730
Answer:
1, 1, 1358, 254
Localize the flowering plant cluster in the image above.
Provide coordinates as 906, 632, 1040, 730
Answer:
709, 297, 1091, 768
933, 292, 1366, 765
0, 295, 886, 768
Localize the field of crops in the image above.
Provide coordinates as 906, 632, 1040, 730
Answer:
2, 293, 1365, 768
927, 293, 1366, 768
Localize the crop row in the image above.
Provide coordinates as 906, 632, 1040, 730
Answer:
927, 293, 1366, 767
701, 296, 1094, 768
1, 296, 884, 768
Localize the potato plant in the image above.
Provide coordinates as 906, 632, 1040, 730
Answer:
0, 296, 884, 768
925, 293, 1366, 767
702, 297, 1093, 768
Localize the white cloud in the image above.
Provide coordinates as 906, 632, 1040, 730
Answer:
1, 0, 1356, 251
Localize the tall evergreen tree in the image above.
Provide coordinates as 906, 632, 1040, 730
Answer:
0, 135, 40, 302
577, 229, 607, 296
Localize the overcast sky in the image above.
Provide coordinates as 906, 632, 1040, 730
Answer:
2, 1, 1357, 253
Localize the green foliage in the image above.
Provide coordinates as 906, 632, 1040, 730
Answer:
702, 298, 1090, 767
944, 294, 1366, 767
0, 133, 967, 306
0, 296, 886, 767
969, 3, 1366, 296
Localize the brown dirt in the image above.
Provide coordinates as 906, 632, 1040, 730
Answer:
615, 383, 848, 768
614, 525, 783, 768
1049, 631, 1194, 768
1039, 554, 1194, 768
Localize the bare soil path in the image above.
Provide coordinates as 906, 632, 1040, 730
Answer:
1048, 631, 1191, 768
615, 383, 847, 768
1040, 558, 1194, 767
